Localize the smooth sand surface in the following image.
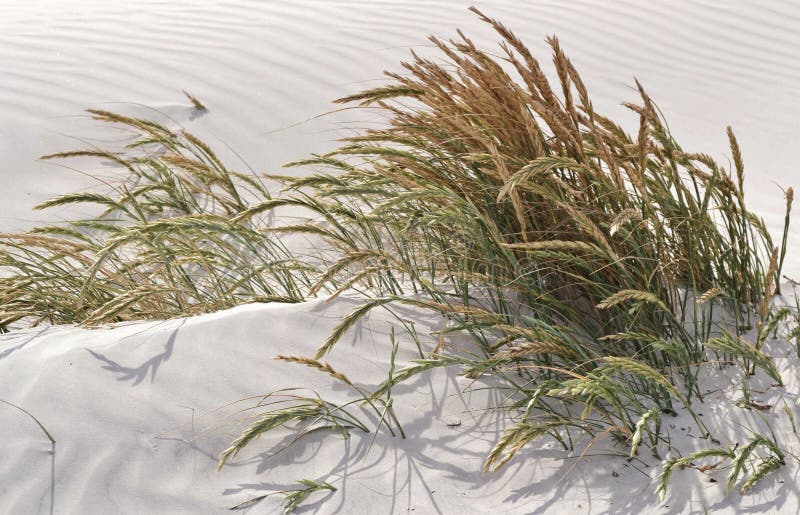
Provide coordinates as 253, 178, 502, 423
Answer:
2, 1, 800, 513
3, 295, 800, 513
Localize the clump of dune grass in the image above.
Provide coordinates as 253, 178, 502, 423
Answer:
224, 6, 794, 501
0, 109, 317, 329
0, 7, 794, 507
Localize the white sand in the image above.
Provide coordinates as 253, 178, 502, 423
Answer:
3, 295, 800, 513
2, 1, 800, 513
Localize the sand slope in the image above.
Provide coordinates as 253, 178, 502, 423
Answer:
3, 294, 800, 514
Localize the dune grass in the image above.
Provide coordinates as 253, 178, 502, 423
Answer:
0, 6, 795, 508
242, 8, 792, 494
0, 110, 316, 330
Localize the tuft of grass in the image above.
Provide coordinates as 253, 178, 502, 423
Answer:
241, 6, 791, 500
241, 6, 790, 479
1, 114, 315, 329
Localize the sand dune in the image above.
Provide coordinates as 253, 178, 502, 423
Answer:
3, 295, 799, 513
2, 1, 800, 513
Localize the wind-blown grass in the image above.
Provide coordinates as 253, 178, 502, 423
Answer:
0, 7, 794, 508
0, 110, 315, 330
229, 7, 795, 502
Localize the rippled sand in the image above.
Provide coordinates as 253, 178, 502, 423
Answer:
2, 0, 797, 271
